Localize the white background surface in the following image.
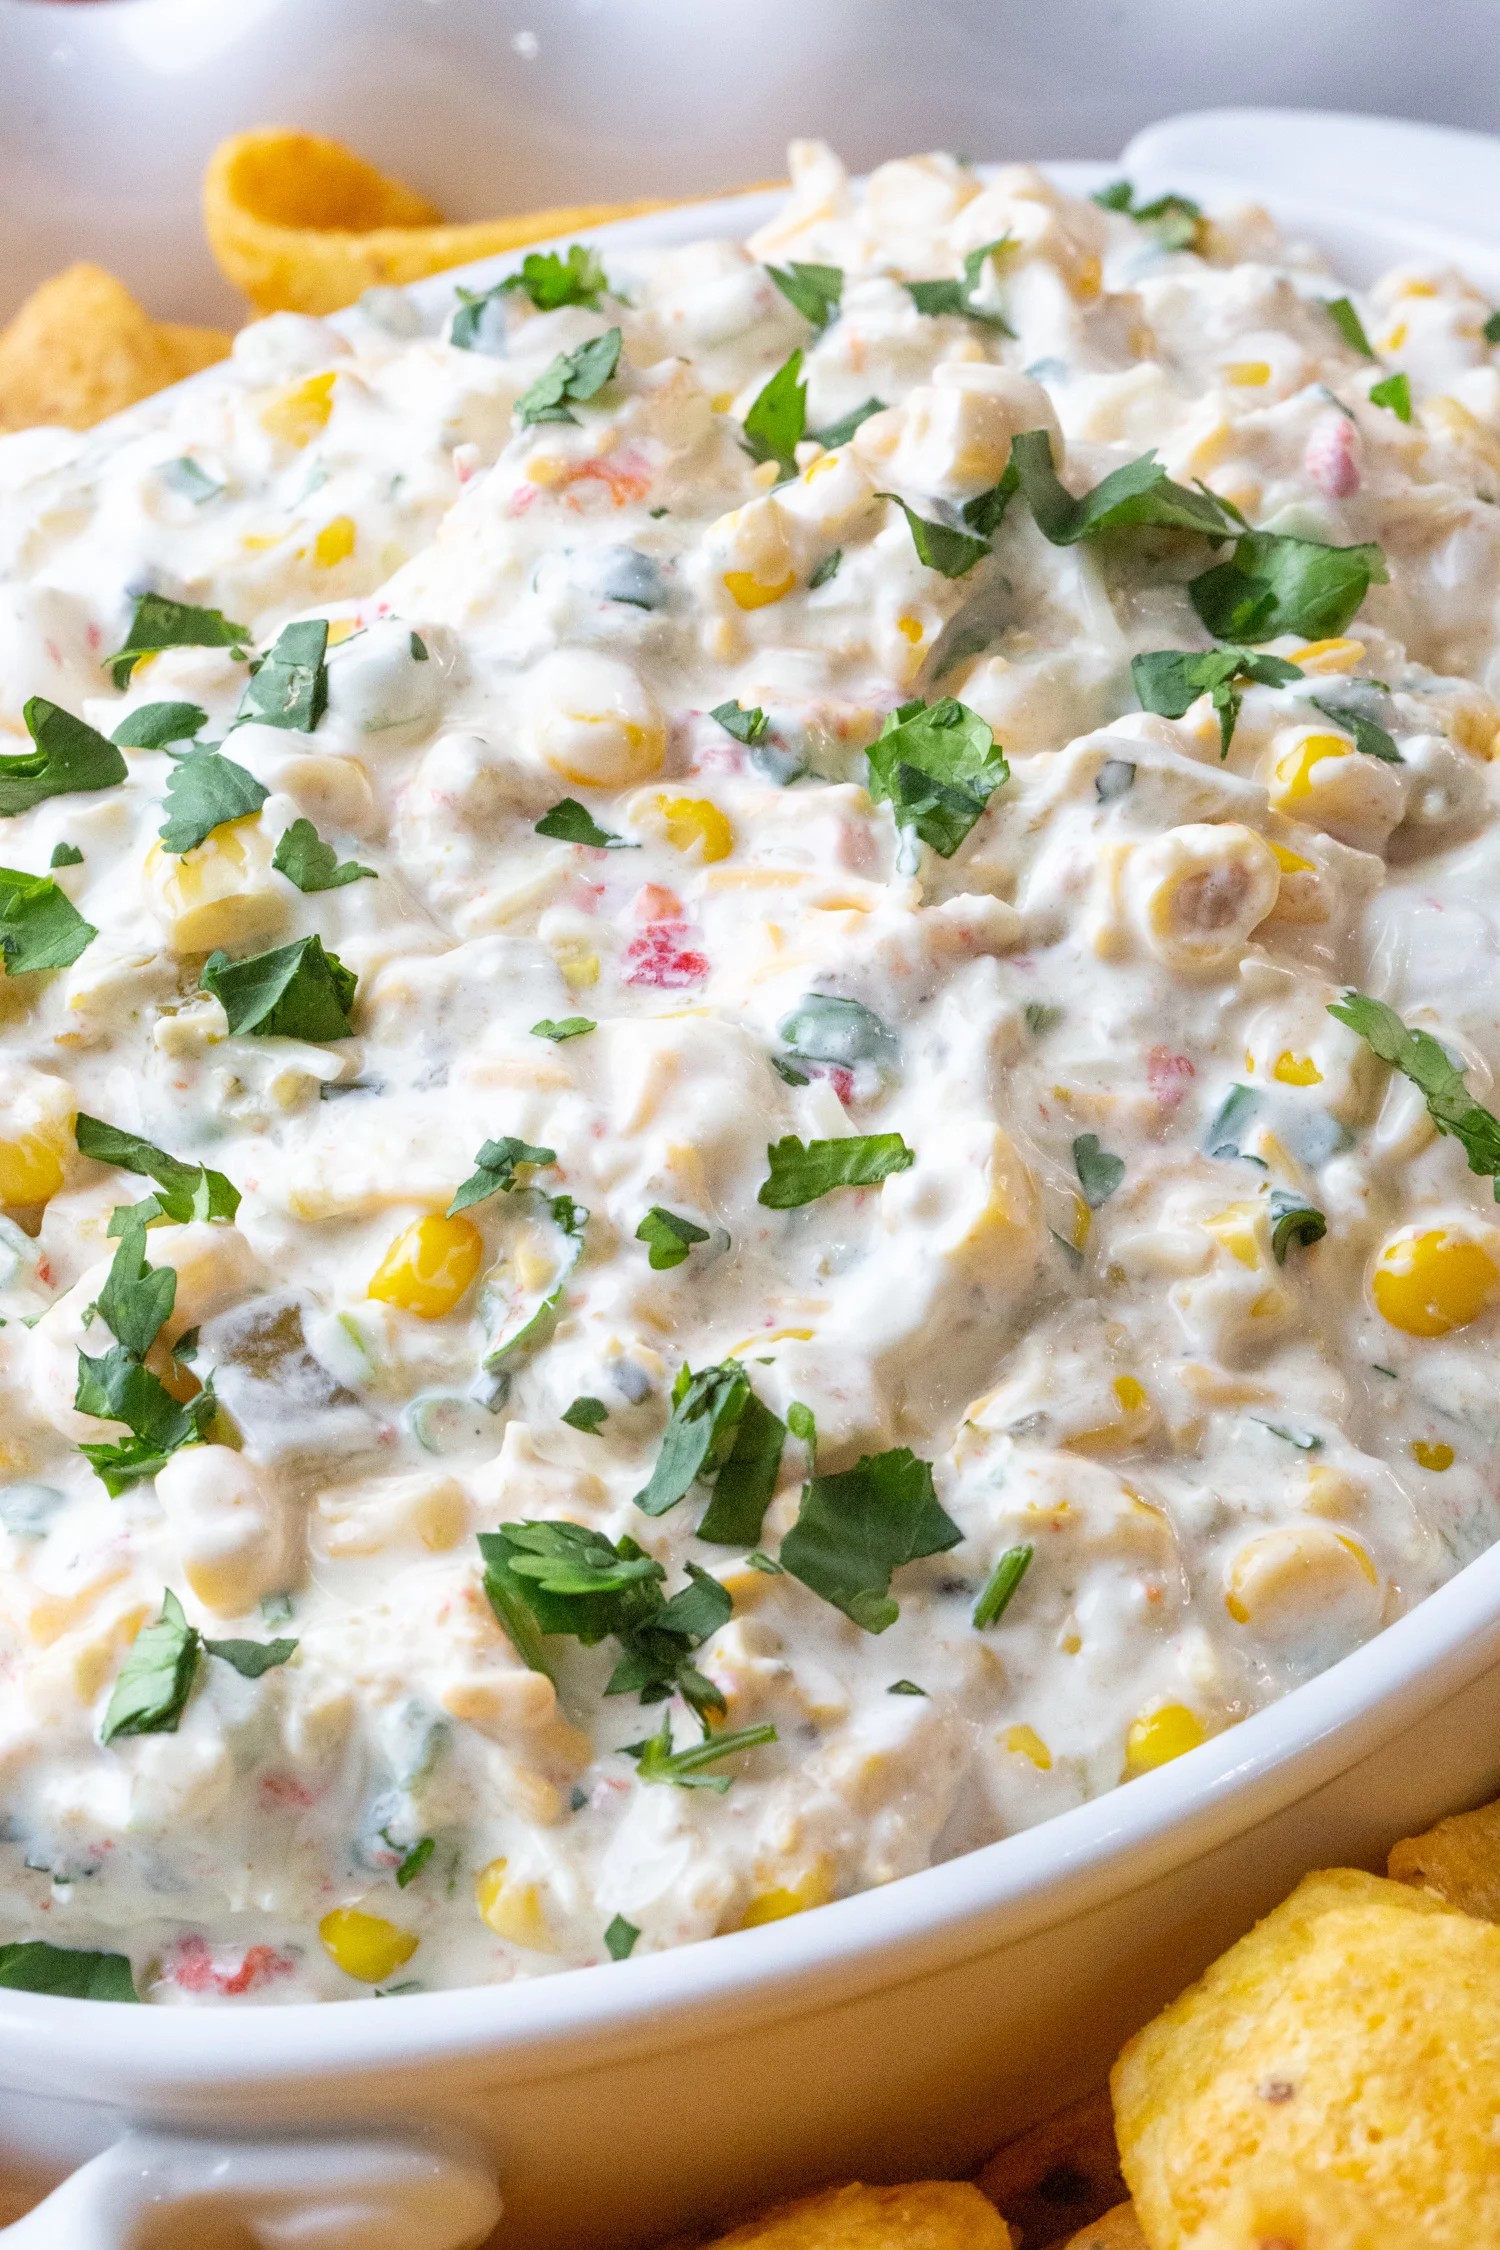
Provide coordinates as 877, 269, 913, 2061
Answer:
3, 0, 1500, 323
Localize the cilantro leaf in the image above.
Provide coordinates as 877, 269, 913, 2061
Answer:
497, 243, 610, 314
865, 695, 1007, 855
973, 1542, 1033, 1629
787, 1401, 816, 1449
76, 1346, 214, 1493
390, 1834, 435, 1887
96, 1207, 176, 1359
767, 261, 843, 329
1328, 990, 1500, 1195
905, 238, 1015, 332
889, 1679, 927, 1695
742, 350, 807, 477
1091, 181, 1201, 252
448, 1136, 555, 1215
105, 593, 250, 690
0, 866, 95, 974
477, 1192, 586, 1380
1268, 1191, 1326, 1263
158, 747, 269, 854
634, 1361, 751, 1517
516, 327, 622, 427
0, 700, 126, 817
233, 619, 328, 734
1190, 531, 1388, 643
1324, 297, 1375, 358
808, 548, 842, 588
962, 463, 1020, 538
778, 994, 898, 1072
878, 492, 992, 578
561, 1395, 608, 1433
50, 842, 83, 867
695, 1389, 786, 1546
1203, 1083, 1263, 1163
758, 1133, 915, 1209
710, 701, 770, 745
810, 397, 886, 449
604, 1914, 639, 1959
1369, 371, 1412, 422
1132, 646, 1304, 757
272, 817, 374, 891
636, 1205, 711, 1271
202, 1635, 298, 1677
100, 1588, 200, 1740
73, 1114, 240, 1224
621, 1710, 777, 1792
202, 933, 357, 1041
111, 701, 208, 750
1072, 1133, 1125, 1209
1010, 429, 1236, 545
781, 1446, 962, 1632
1486, 310, 1500, 346
532, 1016, 595, 1041
0, 1940, 137, 2001
535, 798, 633, 847
1308, 697, 1402, 764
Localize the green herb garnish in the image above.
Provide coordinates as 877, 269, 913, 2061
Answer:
0, 1940, 137, 2001
157, 747, 269, 854
1324, 296, 1375, 357
391, 1835, 436, 1888
742, 349, 806, 478
1010, 429, 1236, 545
74, 1114, 240, 1223
1190, 531, 1388, 643
888, 1679, 927, 1695
1132, 646, 1304, 758
75, 1346, 216, 1494
516, 327, 622, 427
561, 1395, 609, 1433
1091, 180, 1202, 252
767, 261, 842, 329
203, 1635, 298, 1678
499, 242, 610, 313
808, 548, 842, 588
105, 593, 250, 690
531, 1015, 595, 1041
0, 866, 94, 974
781, 1445, 961, 1633
100, 1589, 200, 1739
50, 841, 83, 868
604, 1913, 639, 1959
233, 618, 329, 734
865, 695, 1007, 856
905, 238, 1014, 332
621, 1710, 777, 1792
449, 1136, 555, 1215
1328, 990, 1500, 1196
96, 1205, 176, 1359
159, 457, 223, 504
809, 396, 885, 449
636, 1205, 711, 1271
1308, 697, 1402, 764
1268, 1191, 1327, 1263
202, 933, 357, 1040
0, 700, 126, 817
634, 1361, 778, 1533
710, 701, 769, 744
535, 798, 633, 847
272, 817, 374, 891
878, 492, 992, 579
973, 1542, 1033, 1629
1369, 371, 1412, 422
1072, 1133, 1125, 1210
111, 701, 209, 750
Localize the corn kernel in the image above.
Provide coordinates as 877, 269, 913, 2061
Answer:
896, 615, 924, 644
318, 1906, 418, 1984
655, 795, 734, 863
1125, 1704, 1205, 1774
1075, 254, 1103, 299
145, 817, 286, 954
1268, 841, 1313, 874
368, 1213, 483, 1319
475, 1857, 556, 1951
1113, 1375, 1148, 1414
1412, 1439, 1455, 1472
1372, 1226, 1500, 1337
723, 568, 796, 611
314, 515, 356, 568
1071, 1194, 1092, 1251
1272, 1052, 1323, 1087
0, 1129, 67, 1207
1223, 360, 1272, 386
261, 370, 337, 447
559, 952, 599, 989
1294, 638, 1364, 673
1005, 1724, 1052, 1770
739, 1862, 831, 1928
1272, 732, 1350, 802
1204, 1203, 1263, 1270
1382, 322, 1409, 351
326, 617, 360, 646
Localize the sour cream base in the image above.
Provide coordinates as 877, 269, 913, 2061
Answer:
3, 144, 1500, 2003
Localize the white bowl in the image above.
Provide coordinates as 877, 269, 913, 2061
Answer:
7, 106, 1500, 2250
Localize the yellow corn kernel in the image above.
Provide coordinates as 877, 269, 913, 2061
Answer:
1204, 1203, 1263, 1270
1294, 638, 1364, 674
261, 370, 337, 447
655, 795, 734, 863
1268, 841, 1313, 874
739, 1865, 831, 1929
723, 568, 796, 611
1113, 1375, 1148, 1415
1125, 1704, 1206, 1774
474, 1857, 556, 1951
1372, 1226, 1500, 1338
559, 951, 599, 990
896, 615, 924, 644
751, 460, 780, 489
326, 617, 360, 646
1412, 1439, 1455, 1472
0, 1129, 68, 1207
240, 530, 286, 552
1005, 1724, 1052, 1771
318, 1907, 418, 1984
314, 514, 356, 568
1399, 279, 1438, 298
803, 451, 840, 482
1075, 254, 1103, 299
711, 391, 734, 413
1382, 322, 1409, 351
1272, 732, 1350, 802
144, 817, 286, 954
368, 1213, 483, 1319
1071, 1194, 1092, 1251
1223, 360, 1271, 386
1273, 1052, 1323, 1087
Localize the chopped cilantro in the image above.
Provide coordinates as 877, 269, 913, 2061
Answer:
888, 1679, 927, 1696
105, 593, 250, 690
1025, 1002, 1062, 1035
1010, 429, 1236, 545
410, 632, 429, 661
696, 1390, 787, 1545
73, 1114, 240, 1224
111, 701, 209, 750
203, 1635, 298, 1678
1132, 646, 1304, 758
710, 701, 769, 744
49, 841, 83, 868
961, 465, 1020, 538
1328, 990, 1500, 1196
0, 1941, 137, 2002
96, 1206, 176, 1359
767, 261, 843, 329
745, 1550, 783, 1574
496, 243, 610, 315
1072, 1133, 1125, 1210
532, 1015, 595, 1041
878, 491, 992, 578
786, 1401, 817, 1449
604, 1913, 639, 1959
1324, 297, 1374, 357
561, 1395, 609, 1433
808, 547, 842, 588
75, 1346, 216, 1494
159, 457, 223, 504
865, 695, 1008, 856
758, 1133, 915, 1209
905, 238, 1015, 332
1369, 371, 1412, 422
390, 1835, 436, 1888
100, 1589, 200, 1739
0, 867, 95, 974
202, 934, 357, 1041
1259, 1420, 1322, 1451
516, 327, 622, 427
636, 1205, 711, 1271
809, 396, 885, 449
233, 619, 329, 734
1091, 181, 1202, 252
973, 1542, 1033, 1629
1268, 1191, 1327, 1263
779, 994, 897, 1072
637, 1362, 753, 1515
781, 1446, 962, 1633
0, 700, 126, 818
1308, 698, 1402, 764
449, 1136, 555, 1215
1190, 531, 1388, 643
158, 747, 269, 854
621, 1710, 777, 1792
1203, 1083, 1264, 1164
272, 817, 374, 891
1487, 310, 1500, 346
535, 798, 633, 847
742, 349, 806, 478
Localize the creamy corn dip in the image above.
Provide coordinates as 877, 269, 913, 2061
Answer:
4, 144, 1500, 2003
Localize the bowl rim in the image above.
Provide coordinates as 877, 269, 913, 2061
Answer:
5, 123, 1500, 2094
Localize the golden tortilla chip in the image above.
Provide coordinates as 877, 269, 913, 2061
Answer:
977, 2087, 1127, 2247
203, 128, 677, 316
705, 2180, 1012, 2248
1388, 1790, 1500, 1921
0, 263, 231, 434
1063, 2206, 1147, 2250
1111, 1867, 1500, 2248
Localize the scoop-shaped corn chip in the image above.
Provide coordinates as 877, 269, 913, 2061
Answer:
1063, 2207, 1147, 2250
978, 2088, 1127, 2248
707, 2180, 1012, 2248
0, 263, 231, 433
1389, 1788, 1500, 1921
204, 128, 674, 315
1112, 1868, 1500, 2247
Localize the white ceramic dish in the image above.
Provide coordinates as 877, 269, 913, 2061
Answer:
7, 106, 1500, 2250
